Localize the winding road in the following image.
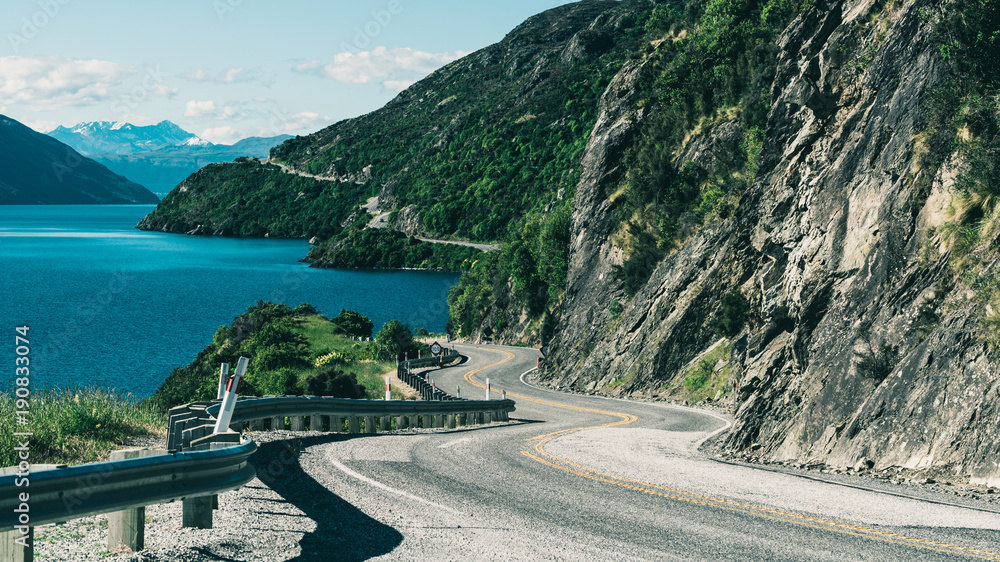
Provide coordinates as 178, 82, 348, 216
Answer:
285, 344, 1000, 560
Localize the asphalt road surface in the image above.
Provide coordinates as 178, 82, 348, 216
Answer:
294, 344, 1000, 560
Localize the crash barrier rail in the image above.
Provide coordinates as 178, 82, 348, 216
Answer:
4, 348, 515, 559
0, 436, 256, 559
397, 348, 463, 400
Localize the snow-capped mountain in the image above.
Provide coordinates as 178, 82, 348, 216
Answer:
46, 121, 292, 197
48, 120, 207, 156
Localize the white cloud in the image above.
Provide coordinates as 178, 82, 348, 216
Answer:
282, 111, 326, 133
295, 47, 466, 89
24, 120, 60, 133
184, 99, 240, 120
383, 79, 417, 92
200, 126, 243, 145
0, 56, 133, 110
184, 100, 217, 118
182, 66, 274, 87
292, 60, 321, 73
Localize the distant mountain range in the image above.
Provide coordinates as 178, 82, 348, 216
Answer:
0, 115, 159, 204
48, 121, 292, 197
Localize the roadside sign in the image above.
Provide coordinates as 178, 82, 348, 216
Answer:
540, 345, 549, 357
430, 341, 443, 355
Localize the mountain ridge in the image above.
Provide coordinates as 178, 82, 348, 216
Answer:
0, 114, 159, 205
133, 0, 1000, 486
50, 120, 292, 196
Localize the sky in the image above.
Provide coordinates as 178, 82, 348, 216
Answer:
0, 0, 578, 144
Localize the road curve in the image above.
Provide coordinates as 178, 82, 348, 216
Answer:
291, 344, 1000, 561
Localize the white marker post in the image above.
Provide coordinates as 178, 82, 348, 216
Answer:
213, 357, 247, 434
385, 376, 391, 401
216, 363, 230, 400
486, 378, 490, 401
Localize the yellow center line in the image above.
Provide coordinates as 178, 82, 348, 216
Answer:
456, 346, 1000, 560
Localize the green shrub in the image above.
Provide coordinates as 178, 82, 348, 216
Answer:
714, 291, 750, 337
331, 309, 375, 339
304, 368, 365, 399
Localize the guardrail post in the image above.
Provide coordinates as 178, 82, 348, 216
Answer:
332, 416, 344, 432
381, 415, 391, 432
365, 415, 377, 434
435, 414, 445, 428
271, 416, 284, 431
291, 416, 305, 431
408, 414, 419, 428
422, 414, 433, 428
311, 414, 323, 432
348, 416, 361, 434
447, 414, 456, 429
250, 418, 265, 431
1, 528, 31, 562
457, 413, 467, 427
182, 496, 213, 529
107, 448, 166, 553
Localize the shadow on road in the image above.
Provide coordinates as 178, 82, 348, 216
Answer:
253, 435, 403, 561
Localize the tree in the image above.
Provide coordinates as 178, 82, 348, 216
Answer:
305, 368, 365, 398
374, 319, 414, 360
331, 309, 374, 339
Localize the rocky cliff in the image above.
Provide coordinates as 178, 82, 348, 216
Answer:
539, 0, 1000, 486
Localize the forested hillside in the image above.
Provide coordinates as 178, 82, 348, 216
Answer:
136, 0, 1000, 484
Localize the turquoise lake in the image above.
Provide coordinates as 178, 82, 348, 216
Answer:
0, 205, 459, 397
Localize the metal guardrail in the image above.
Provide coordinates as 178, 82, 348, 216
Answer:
0, 438, 256, 532
2, 346, 516, 556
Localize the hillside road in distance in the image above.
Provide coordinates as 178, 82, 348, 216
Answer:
296, 344, 1000, 560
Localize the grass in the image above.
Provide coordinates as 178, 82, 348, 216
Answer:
290, 314, 407, 400
0, 387, 165, 467
678, 343, 733, 403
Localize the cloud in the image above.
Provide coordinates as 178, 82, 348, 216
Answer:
182, 66, 275, 87
184, 99, 240, 120
383, 79, 417, 92
184, 100, 217, 118
295, 47, 466, 89
24, 120, 60, 133
0, 56, 133, 110
200, 126, 243, 145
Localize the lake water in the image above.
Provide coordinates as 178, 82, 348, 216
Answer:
0, 205, 459, 397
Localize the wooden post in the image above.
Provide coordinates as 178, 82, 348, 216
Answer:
311, 414, 323, 432
423, 414, 434, 428
291, 416, 306, 431
435, 414, 445, 428
182, 496, 213, 529
271, 416, 284, 431
381, 415, 391, 432
447, 414, 456, 429
108, 449, 165, 552
409, 414, 419, 429
365, 415, 377, 434
348, 416, 361, 434
396, 415, 407, 429
1, 528, 31, 562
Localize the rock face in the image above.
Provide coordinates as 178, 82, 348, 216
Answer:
541, 0, 1000, 485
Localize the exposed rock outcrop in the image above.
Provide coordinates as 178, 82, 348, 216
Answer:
541, 0, 1000, 485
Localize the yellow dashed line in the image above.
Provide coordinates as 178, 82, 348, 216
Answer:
461, 346, 1000, 559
